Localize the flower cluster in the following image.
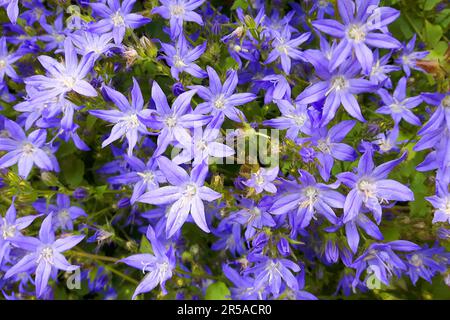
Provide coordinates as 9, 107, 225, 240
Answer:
0, 0, 449, 300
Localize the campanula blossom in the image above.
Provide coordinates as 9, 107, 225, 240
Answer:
90, 0, 151, 44
137, 157, 221, 237
5, 214, 85, 298
89, 78, 149, 156
0, 120, 54, 179
119, 226, 175, 299
337, 150, 414, 224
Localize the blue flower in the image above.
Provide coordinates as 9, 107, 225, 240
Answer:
5, 214, 85, 298
90, 0, 151, 44
119, 226, 175, 299
0, 120, 54, 179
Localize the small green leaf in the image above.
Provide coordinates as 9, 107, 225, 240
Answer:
425, 20, 443, 48
231, 0, 249, 10
61, 157, 85, 187
205, 282, 231, 300
139, 234, 152, 254
423, 0, 441, 11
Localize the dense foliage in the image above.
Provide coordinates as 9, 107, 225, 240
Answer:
0, 0, 449, 300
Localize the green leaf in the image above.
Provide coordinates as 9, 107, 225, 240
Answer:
61, 157, 85, 187
231, 0, 249, 10
139, 234, 152, 254
424, 20, 443, 48
423, 0, 441, 11
205, 282, 231, 300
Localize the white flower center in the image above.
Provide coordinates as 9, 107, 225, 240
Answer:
137, 171, 155, 183
444, 199, 450, 216
289, 113, 307, 126
347, 24, 366, 43
62, 76, 77, 89
300, 186, 319, 208
255, 173, 265, 186
164, 115, 177, 128
317, 139, 331, 153
357, 178, 377, 201
233, 44, 242, 52
37, 246, 54, 265
0, 59, 6, 70
111, 11, 125, 26
195, 139, 208, 151
1, 220, 16, 239
277, 44, 289, 55
173, 55, 187, 68
329, 76, 348, 94
58, 209, 70, 224
390, 101, 405, 113
170, 5, 185, 16
183, 183, 197, 199
22, 142, 36, 155
214, 94, 226, 110
122, 113, 140, 130
410, 254, 423, 267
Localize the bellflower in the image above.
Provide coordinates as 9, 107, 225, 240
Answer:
369, 50, 399, 88
426, 180, 450, 224
263, 99, 314, 140
25, 39, 97, 103
296, 58, 376, 124
376, 77, 422, 126
89, 78, 149, 156
172, 114, 234, 166
140, 81, 210, 156
395, 34, 429, 77
243, 166, 279, 194
0, 200, 40, 264
190, 67, 256, 124
32, 194, 87, 231
352, 241, 421, 287
343, 212, 384, 253
271, 170, 344, 228
244, 255, 300, 297
160, 35, 207, 80
70, 30, 115, 57
312, 0, 401, 74
264, 27, 310, 74
337, 150, 414, 224
137, 157, 222, 237
152, 0, 205, 39
0, 36, 20, 82
119, 226, 175, 299
90, 0, 151, 44
405, 246, 450, 285
301, 120, 357, 181
108, 156, 166, 204
0, 120, 54, 179
5, 214, 85, 298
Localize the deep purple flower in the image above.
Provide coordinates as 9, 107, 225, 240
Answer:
426, 180, 450, 224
